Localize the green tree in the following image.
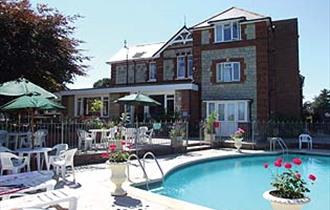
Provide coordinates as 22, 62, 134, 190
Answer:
0, 0, 89, 91
312, 89, 330, 121
93, 78, 112, 88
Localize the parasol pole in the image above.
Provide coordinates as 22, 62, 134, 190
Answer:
31, 108, 35, 148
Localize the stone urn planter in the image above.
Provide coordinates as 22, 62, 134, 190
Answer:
171, 136, 183, 147
107, 161, 127, 196
234, 137, 243, 152
263, 190, 310, 210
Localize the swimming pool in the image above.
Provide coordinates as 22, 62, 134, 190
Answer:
142, 154, 330, 210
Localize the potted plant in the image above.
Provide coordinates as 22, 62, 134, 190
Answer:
263, 157, 317, 210
169, 122, 185, 148
101, 143, 129, 196
231, 128, 245, 152
204, 112, 217, 142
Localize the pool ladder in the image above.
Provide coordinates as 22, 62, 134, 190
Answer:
269, 137, 289, 155
127, 152, 164, 190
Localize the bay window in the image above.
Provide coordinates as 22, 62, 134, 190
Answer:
188, 55, 193, 78
206, 101, 249, 122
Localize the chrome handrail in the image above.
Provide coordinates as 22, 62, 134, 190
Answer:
127, 154, 150, 190
142, 152, 164, 184
269, 137, 288, 155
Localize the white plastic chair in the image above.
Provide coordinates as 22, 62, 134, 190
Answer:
0, 130, 8, 147
52, 148, 77, 182
298, 134, 313, 150
46, 144, 69, 169
77, 129, 94, 151
125, 128, 136, 144
0, 152, 29, 175
34, 129, 48, 147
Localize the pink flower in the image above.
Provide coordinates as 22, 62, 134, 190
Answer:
109, 144, 116, 152
101, 152, 109, 159
121, 140, 126, 146
238, 128, 245, 133
308, 174, 317, 181
263, 163, 269, 168
284, 162, 292, 169
295, 173, 301, 179
276, 158, 283, 163
292, 158, 302, 165
274, 160, 282, 167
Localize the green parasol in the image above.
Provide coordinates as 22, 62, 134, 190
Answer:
0, 77, 57, 99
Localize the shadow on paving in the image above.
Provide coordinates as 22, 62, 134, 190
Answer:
112, 195, 149, 209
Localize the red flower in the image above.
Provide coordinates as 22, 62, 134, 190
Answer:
121, 140, 126, 146
109, 144, 116, 152
274, 160, 282, 167
101, 152, 109, 159
284, 162, 292, 169
308, 174, 317, 181
295, 173, 301, 179
292, 158, 302, 165
276, 158, 283, 163
263, 163, 269, 169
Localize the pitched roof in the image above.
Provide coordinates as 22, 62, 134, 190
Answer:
107, 42, 165, 63
193, 7, 266, 28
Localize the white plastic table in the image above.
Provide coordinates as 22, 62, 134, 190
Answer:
15, 147, 52, 171
0, 170, 55, 200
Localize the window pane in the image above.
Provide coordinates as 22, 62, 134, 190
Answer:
227, 103, 235, 121
103, 98, 109, 116
223, 24, 232, 41
208, 103, 215, 115
188, 56, 193, 77
149, 63, 157, 80
223, 64, 232, 82
177, 57, 186, 78
218, 104, 225, 121
216, 25, 223, 42
238, 102, 245, 121
233, 63, 240, 81
233, 22, 239, 39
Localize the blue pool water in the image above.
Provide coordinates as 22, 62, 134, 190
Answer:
146, 154, 330, 210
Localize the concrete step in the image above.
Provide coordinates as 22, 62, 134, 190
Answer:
187, 141, 211, 147
186, 145, 212, 152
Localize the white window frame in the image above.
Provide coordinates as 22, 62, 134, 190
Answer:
187, 55, 193, 79
216, 62, 241, 83
206, 100, 249, 122
177, 55, 186, 79
148, 62, 157, 82
214, 21, 241, 43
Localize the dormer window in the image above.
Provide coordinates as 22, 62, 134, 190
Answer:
215, 21, 240, 43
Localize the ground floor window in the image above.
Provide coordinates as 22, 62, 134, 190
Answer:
102, 97, 109, 117
206, 100, 249, 122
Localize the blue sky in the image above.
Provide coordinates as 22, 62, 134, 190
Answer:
30, 0, 330, 101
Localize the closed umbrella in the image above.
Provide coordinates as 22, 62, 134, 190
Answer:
1, 94, 65, 147
0, 77, 57, 98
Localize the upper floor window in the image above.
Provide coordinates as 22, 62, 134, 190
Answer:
149, 62, 157, 81
177, 56, 186, 79
216, 62, 240, 82
188, 55, 193, 78
215, 21, 240, 43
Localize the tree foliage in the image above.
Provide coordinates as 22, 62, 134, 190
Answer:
93, 78, 111, 88
303, 89, 330, 121
0, 0, 90, 91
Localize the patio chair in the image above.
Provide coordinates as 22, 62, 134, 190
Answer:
125, 128, 136, 144
34, 129, 48, 148
0, 152, 29, 175
52, 148, 77, 182
77, 129, 94, 151
44, 143, 69, 169
0, 130, 8, 147
0, 189, 79, 210
298, 134, 313, 150
19, 132, 33, 148
139, 127, 153, 144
